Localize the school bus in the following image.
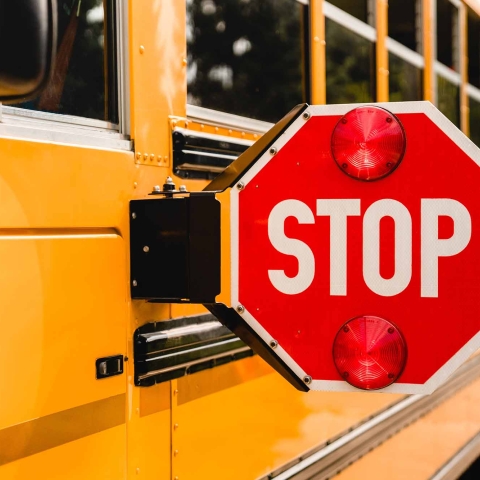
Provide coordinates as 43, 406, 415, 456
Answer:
2, 0, 480, 479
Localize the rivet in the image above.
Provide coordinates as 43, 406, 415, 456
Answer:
143, 153, 149, 161
179, 185, 187, 192
228, 129, 232, 135
174, 389, 179, 395
321, 40, 326, 45
314, 36, 320, 42
174, 450, 179, 456
174, 423, 179, 430
215, 127, 219, 132
132, 280, 138, 287
269, 147, 277, 155
133, 182, 137, 189
236, 182, 245, 190
241, 132, 245, 137
182, 57, 187, 65
139, 45, 145, 54
136, 467, 140, 474
302, 112, 311, 120
150, 153, 155, 161
164, 156, 168, 163
304, 375, 312, 385
269, 340, 278, 349
143, 246, 150, 253
254, 134, 258, 139
236, 304, 245, 314
200, 124, 205, 130
136, 152, 141, 160
153, 185, 161, 192
132, 212, 137, 219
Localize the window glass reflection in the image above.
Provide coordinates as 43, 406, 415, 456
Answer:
326, 19, 375, 104
437, 75, 460, 126
389, 53, 422, 101
327, 0, 369, 23
18, 0, 117, 122
186, 0, 307, 123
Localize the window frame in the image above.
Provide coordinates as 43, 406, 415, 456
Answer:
0, 0, 131, 151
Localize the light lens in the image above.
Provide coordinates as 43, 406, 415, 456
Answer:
333, 316, 407, 390
331, 106, 406, 181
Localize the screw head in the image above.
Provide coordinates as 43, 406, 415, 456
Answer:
236, 182, 245, 190
386, 117, 393, 123
236, 304, 245, 314
388, 327, 395, 334
341, 117, 348, 124
269, 340, 278, 349
132, 280, 138, 287
343, 326, 350, 333
302, 111, 311, 120
143, 246, 150, 253
179, 185, 187, 192
131, 212, 137, 219
303, 375, 312, 385
269, 147, 277, 155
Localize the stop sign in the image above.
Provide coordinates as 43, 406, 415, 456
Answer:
207, 102, 480, 394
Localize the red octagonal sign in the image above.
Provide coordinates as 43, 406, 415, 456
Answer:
225, 102, 480, 394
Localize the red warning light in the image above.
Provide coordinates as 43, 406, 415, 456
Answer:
331, 106, 406, 181
332, 316, 407, 390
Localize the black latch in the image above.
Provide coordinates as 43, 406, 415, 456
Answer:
96, 355, 124, 379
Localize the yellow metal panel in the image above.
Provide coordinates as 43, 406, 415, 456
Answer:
129, 0, 186, 164
460, 3, 470, 135
0, 235, 126, 428
376, 0, 389, 101
0, 425, 126, 480
311, 0, 327, 104
336, 376, 480, 479
423, 0, 435, 102
172, 357, 402, 479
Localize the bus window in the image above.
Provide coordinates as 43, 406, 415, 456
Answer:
437, 74, 460, 126
469, 96, 480, 147
325, 15, 375, 104
16, 0, 118, 123
388, 0, 423, 101
186, 0, 307, 123
327, 0, 370, 24
468, 8, 480, 89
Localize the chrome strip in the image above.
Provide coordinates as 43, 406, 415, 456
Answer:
386, 37, 425, 69
467, 84, 480, 104
174, 127, 254, 147
144, 321, 223, 343
138, 346, 252, 381
186, 105, 273, 133
266, 355, 480, 480
117, 0, 131, 136
324, 1, 377, 43
2, 106, 119, 130
182, 150, 239, 161
435, 61, 462, 86
430, 432, 480, 480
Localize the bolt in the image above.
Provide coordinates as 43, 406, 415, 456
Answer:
124, 356, 129, 362
143, 246, 150, 253
236, 305, 245, 314
388, 327, 395, 334
343, 326, 350, 333
304, 375, 312, 385
341, 117, 348, 124
302, 112, 311, 120
132, 280, 137, 287
179, 185, 187, 192
269, 147, 277, 155
236, 182, 245, 190
386, 117, 393, 123
153, 185, 161, 192
269, 340, 278, 349
131, 212, 137, 219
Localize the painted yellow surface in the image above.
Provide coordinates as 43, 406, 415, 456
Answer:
172, 356, 402, 480
0, 425, 126, 480
337, 376, 480, 480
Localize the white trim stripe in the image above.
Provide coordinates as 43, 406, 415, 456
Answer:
230, 101, 480, 395
386, 37, 425, 69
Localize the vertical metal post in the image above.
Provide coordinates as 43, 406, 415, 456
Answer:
376, 0, 389, 102
460, 2, 469, 136
423, 0, 436, 103
311, 0, 327, 104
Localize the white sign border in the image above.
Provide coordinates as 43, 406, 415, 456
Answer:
230, 101, 480, 394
